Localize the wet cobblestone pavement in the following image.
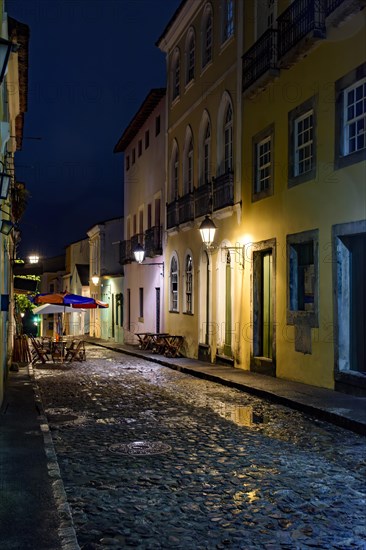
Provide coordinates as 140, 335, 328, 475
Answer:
34, 344, 366, 549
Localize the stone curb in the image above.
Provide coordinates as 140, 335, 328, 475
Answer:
28, 364, 80, 550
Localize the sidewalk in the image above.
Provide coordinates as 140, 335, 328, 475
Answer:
87, 337, 366, 435
0, 365, 79, 550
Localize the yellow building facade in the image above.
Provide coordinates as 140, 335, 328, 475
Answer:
158, 0, 365, 395
241, 0, 366, 394
158, 0, 245, 364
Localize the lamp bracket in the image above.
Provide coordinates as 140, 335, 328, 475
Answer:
138, 262, 164, 277
221, 246, 245, 268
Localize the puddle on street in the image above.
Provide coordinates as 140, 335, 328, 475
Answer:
210, 401, 267, 427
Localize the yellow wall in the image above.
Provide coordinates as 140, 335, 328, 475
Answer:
241, 11, 366, 388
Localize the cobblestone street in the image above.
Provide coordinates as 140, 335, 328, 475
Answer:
34, 344, 366, 550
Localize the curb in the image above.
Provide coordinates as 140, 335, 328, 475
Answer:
28, 364, 80, 550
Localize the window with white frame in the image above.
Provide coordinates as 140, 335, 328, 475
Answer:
294, 110, 313, 176
343, 77, 366, 155
172, 51, 180, 101
335, 64, 366, 169
186, 30, 195, 84
223, 0, 234, 42
202, 8, 213, 68
253, 125, 274, 201
185, 254, 193, 314
224, 104, 233, 172
288, 97, 316, 186
170, 256, 178, 312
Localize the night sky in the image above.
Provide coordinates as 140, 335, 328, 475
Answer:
6, 0, 181, 259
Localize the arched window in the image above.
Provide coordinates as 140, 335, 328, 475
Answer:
172, 50, 180, 101
202, 5, 213, 68
224, 103, 233, 172
185, 253, 193, 314
184, 128, 194, 194
170, 142, 179, 201
222, 0, 234, 42
186, 29, 195, 84
170, 255, 179, 312
203, 122, 211, 185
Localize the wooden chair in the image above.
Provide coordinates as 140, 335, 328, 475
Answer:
29, 336, 51, 364
64, 340, 86, 362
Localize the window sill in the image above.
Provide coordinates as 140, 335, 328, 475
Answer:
219, 34, 234, 54
252, 188, 273, 203
335, 148, 366, 170
169, 309, 180, 314
288, 168, 316, 188
183, 311, 194, 316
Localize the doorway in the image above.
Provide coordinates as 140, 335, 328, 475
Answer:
251, 239, 276, 376
334, 222, 366, 394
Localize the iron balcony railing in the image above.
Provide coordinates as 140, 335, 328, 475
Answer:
277, 0, 326, 60
130, 233, 144, 255
242, 28, 278, 92
194, 182, 211, 219
167, 199, 178, 229
144, 225, 162, 257
213, 172, 234, 211
178, 193, 194, 224
120, 239, 132, 264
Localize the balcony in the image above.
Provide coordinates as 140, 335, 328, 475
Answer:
119, 240, 132, 264
145, 225, 162, 257
242, 29, 279, 95
277, 0, 326, 67
167, 199, 178, 230
178, 193, 194, 225
130, 233, 144, 255
325, 0, 366, 26
194, 182, 211, 219
213, 172, 234, 211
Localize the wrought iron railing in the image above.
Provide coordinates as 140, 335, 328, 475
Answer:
178, 193, 194, 224
144, 225, 162, 257
130, 233, 144, 254
119, 240, 132, 264
325, 0, 345, 16
277, 0, 325, 60
167, 200, 178, 229
194, 183, 211, 218
213, 172, 234, 211
242, 29, 278, 92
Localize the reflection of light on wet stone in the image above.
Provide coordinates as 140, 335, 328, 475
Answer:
212, 402, 265, 427
109, 441, 171, 455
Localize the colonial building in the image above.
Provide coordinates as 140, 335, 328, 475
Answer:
62, 238, 90, 337
0, 7, 29, 405
157, 0, 244, 362
114, 89, 166, 343
87, 217, 124, 341
239, 0, 366, 394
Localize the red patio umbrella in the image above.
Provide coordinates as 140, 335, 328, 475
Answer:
33, 291, 109, 309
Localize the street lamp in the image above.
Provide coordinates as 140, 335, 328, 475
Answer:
0, 161, 11, 199
133, 244, 164, 276
91, 273, 100, 285
198, 215, 245, 267
199, 215, 217, 248
0, 219, 13, 235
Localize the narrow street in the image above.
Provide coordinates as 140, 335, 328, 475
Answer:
34, 344, 366, 550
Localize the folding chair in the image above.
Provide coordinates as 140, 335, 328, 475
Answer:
64, 340, 86, 362
29, 336, 51, 364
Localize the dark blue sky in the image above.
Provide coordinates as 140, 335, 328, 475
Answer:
6, 0, 180, 259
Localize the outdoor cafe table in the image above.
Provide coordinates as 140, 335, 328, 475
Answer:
135, 332, 184, 357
